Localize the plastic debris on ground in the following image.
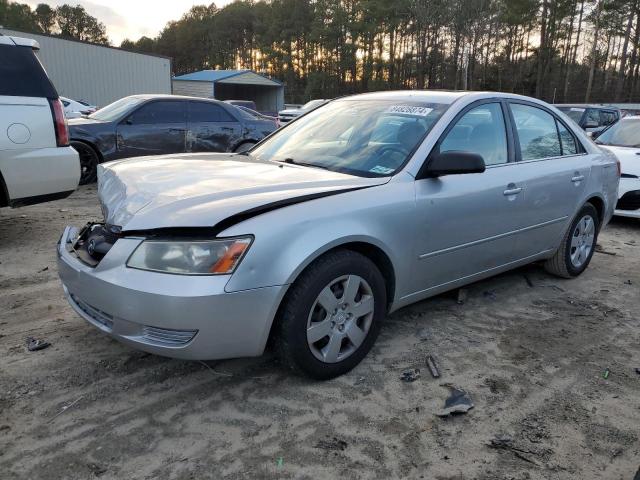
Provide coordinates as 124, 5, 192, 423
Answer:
26, 336, 50, 352
436, 386, 474, 416
426, 355, 441, 378
400, 368, 420, 382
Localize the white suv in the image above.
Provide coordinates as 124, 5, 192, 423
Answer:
0, 34, 79, 207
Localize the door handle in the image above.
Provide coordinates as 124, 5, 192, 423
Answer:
169, 128, 185, 133
503, 187, 522, 196
571, 174, 585, 182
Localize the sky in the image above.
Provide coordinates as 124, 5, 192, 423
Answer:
25, 0, 234, 45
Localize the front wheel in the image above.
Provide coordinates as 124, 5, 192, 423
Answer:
545, 203, 599, 278
275, 250, 387, 379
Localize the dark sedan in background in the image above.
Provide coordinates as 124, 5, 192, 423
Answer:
69, 95, 277, 184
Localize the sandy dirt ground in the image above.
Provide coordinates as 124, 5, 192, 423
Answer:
1, 185, 639, 480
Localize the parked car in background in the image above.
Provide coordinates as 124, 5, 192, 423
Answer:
58, 91, 618, 379
556, 104, 620, 136
224, 99, 258, 111
595, 116, 640, 218
236, 105, 280, 128
0, 34, 79, 207
278, 99, 329, 124
60, 96, 97, 118
68, 95, 278, 184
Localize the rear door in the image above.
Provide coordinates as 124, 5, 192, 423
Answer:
506, 101, 589, 259
187, 101, 243, 153
116, 100, 186, 158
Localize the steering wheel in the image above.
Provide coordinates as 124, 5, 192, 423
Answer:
376, 144, 410, 158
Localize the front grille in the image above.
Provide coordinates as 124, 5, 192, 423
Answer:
616, 190, 640, 211
142, 326, 197, 346
70, 294, 114, 330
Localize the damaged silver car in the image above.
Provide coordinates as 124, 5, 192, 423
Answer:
57, 91, 619, 379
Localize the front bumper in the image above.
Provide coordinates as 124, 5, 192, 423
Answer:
57, 226, 286, 360
615, 177, 640, 219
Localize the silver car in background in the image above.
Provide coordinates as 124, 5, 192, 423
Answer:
57, 91, 619, 379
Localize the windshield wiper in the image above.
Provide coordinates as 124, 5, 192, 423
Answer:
278, 158, 331, 170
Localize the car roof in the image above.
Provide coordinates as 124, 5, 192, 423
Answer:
126, 94, 223, 102
555, 103, 619, 110
0, 35, 40, 49
338, 90, 561, 106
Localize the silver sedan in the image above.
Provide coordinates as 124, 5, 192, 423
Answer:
57, 91, 620, 379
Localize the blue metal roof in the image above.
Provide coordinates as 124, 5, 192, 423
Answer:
173, 70, 250, 82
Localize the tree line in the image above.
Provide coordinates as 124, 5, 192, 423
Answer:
1, 1, 108, 44
3, 0, 640, 104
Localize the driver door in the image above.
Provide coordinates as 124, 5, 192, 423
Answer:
410, 101, 526, 295
116, 100, 186, 158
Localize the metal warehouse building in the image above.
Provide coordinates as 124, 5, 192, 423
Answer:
0, 28, 171, 107
172, 70, 284, 115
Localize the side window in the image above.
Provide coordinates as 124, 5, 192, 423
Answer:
128, 101, 186, 124
557, 121, 578, 155
600, 111, 617, 126
439, 103, 508, 166
189, 102, 236, 123
584, 108, 600, 127
510, 104, 561, 161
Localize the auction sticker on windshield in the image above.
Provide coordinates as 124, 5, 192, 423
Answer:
369, 165, 395, 174
386, 105, 433, 116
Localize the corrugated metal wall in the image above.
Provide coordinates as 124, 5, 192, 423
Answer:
171, 80, 213, 98
1, 29, 171, 107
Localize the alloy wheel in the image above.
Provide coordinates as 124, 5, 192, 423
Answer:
570, 214, 595, 268
306, 274, 375, 363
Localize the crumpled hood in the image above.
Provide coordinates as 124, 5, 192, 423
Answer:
97, 153, 389, 231
600, 145, 640, 176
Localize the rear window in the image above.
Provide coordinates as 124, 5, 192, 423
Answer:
0, 44, 57, 98
189, 102, 236, 122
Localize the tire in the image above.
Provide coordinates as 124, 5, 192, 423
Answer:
234, 141, 255, 153
275, 249, 387, 380
544, 203, 599, 278
71, 141, 99, 185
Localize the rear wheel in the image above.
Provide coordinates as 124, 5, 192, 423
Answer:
234, 141, 255, 153
545, 203, 599, 278
275, 250, 386, 379
71, 141, 99, 185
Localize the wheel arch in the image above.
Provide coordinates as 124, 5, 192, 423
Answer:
585, 195, 605, 226
265, 239, 397, 351
232, 139, 257, 152
70, 138, 103, 163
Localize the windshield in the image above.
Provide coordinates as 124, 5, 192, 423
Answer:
596, 118, 640, 147
558, 107, 585, 124
89, 97, 144, 121
251, 98, 450, 177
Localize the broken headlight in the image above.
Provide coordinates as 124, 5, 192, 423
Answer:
126, 237, 252, 275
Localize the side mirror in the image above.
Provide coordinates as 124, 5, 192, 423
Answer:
422, 151, 486, 178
